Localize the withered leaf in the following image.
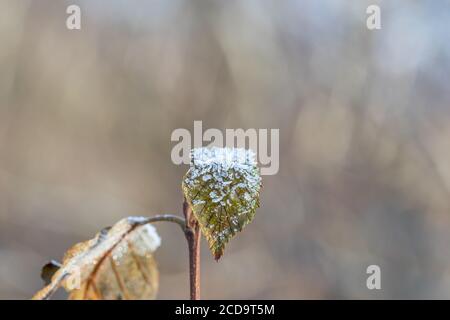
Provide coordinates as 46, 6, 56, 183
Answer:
182, 148, 261, 260
40, 260, 62, 285
32, 216, 161, 300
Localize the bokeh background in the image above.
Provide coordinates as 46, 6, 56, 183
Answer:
1, 0, 450, 299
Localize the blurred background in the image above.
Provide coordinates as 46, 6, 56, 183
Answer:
1, 0, 450, 299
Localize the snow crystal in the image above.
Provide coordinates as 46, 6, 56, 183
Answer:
126, 216, 149, 224
202, 174, 212, 181
135, 223, 161, 253
191, 147, 257, 169
186, 148, 261, 204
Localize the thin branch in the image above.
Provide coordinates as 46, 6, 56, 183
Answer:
139, 214, 186, 232
183, 199, 201, 300
144, 210, 202, 300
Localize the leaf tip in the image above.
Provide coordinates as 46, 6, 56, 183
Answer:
214, 249, 223, 261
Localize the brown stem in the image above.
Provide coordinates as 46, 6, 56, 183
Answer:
144, 211, 201, 299
183, 199, 201, 300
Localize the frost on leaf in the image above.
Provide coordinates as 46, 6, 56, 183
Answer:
182, 147, 261, 260
32, 217, 161, 300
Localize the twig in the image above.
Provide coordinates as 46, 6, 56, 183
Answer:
183, 199, 201, 300
142, 210, 201, 299
139, 214, 186, 232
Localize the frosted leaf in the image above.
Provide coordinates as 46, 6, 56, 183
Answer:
182, 147, 262, 260
32, 216, 160, 300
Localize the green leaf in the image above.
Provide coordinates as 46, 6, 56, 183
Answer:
182, 147, 262, 260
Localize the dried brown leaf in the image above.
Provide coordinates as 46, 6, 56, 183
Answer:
32, 217, 160, 300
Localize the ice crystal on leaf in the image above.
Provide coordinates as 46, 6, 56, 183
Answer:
182, 147, 262, 260
32, 217, 160, 300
